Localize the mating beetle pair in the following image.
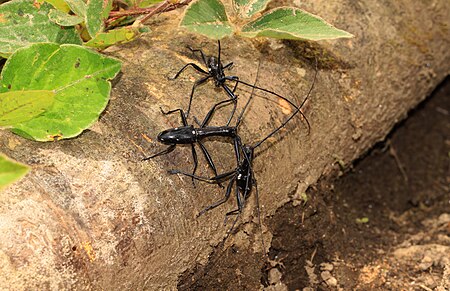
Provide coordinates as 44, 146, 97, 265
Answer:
144, 41, 317, 218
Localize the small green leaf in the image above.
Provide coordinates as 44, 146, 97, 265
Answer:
299, 192, 308, 205
233, 0, 271, 18
240, 7, 354, 40
356, 217, 369, 224
48, 8, 84, 26
45, 0, 71, 12
0, 43, 122, 141
85, 26, 143, 49
0, 90, 55, 127
0, 154, 29, 191
86, 0, 113, 38
180, 0, 233, 40
0, 0, 82, 57
64, 0, 86, 17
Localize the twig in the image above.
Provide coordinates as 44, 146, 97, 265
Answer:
388, 140, 409, 183
418, 284, 433, 291
108, 0, 192, 25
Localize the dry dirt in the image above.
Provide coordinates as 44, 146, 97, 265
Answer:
178, 79, 450, 290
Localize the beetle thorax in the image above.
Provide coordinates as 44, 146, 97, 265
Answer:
157, 126, 197, 144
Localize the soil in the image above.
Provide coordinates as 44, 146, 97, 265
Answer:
177, 77, 450, 290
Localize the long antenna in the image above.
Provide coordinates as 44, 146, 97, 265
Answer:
252, 60, 318, 149
235, 57, 262, 128
217, 40, 221, 68
233, 79, 303, 124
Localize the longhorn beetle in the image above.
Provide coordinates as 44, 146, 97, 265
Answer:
170, 40, 310, 129
142, 98, 237, 184
168, 59, 317, 220
173, 56, 318, 291
144, 61, 305, 184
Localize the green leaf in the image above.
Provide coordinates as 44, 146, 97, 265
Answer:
356, 217, 369, 224
102, 0, 113, 18
45, 0, 71, 12
0, 90, 55, 127
0, 0, 82, 57
85, 26, 143, 49
0, 154, 29, 191
233, 0, 271, 18
180, 0, 233, 40
0, 43, 122, 141
64, 0, 86, 17
240, 7, 354, 40
48, 8, 84, 26
86, 0, 113, 38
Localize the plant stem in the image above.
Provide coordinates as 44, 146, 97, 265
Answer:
108, 0, 193, 23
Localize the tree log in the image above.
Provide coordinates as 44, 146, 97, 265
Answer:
0, 1, 448, 289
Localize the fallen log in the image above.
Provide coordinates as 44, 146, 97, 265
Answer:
0, 0, 449, 289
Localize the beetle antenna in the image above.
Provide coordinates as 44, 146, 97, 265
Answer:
217, 40, 221, 66
253, 59, 318, 149
235, 57, 262, 128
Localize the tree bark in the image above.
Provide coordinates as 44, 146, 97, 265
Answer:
0, 1, 448, 289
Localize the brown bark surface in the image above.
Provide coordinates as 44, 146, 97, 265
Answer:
0, 0, 449, 289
